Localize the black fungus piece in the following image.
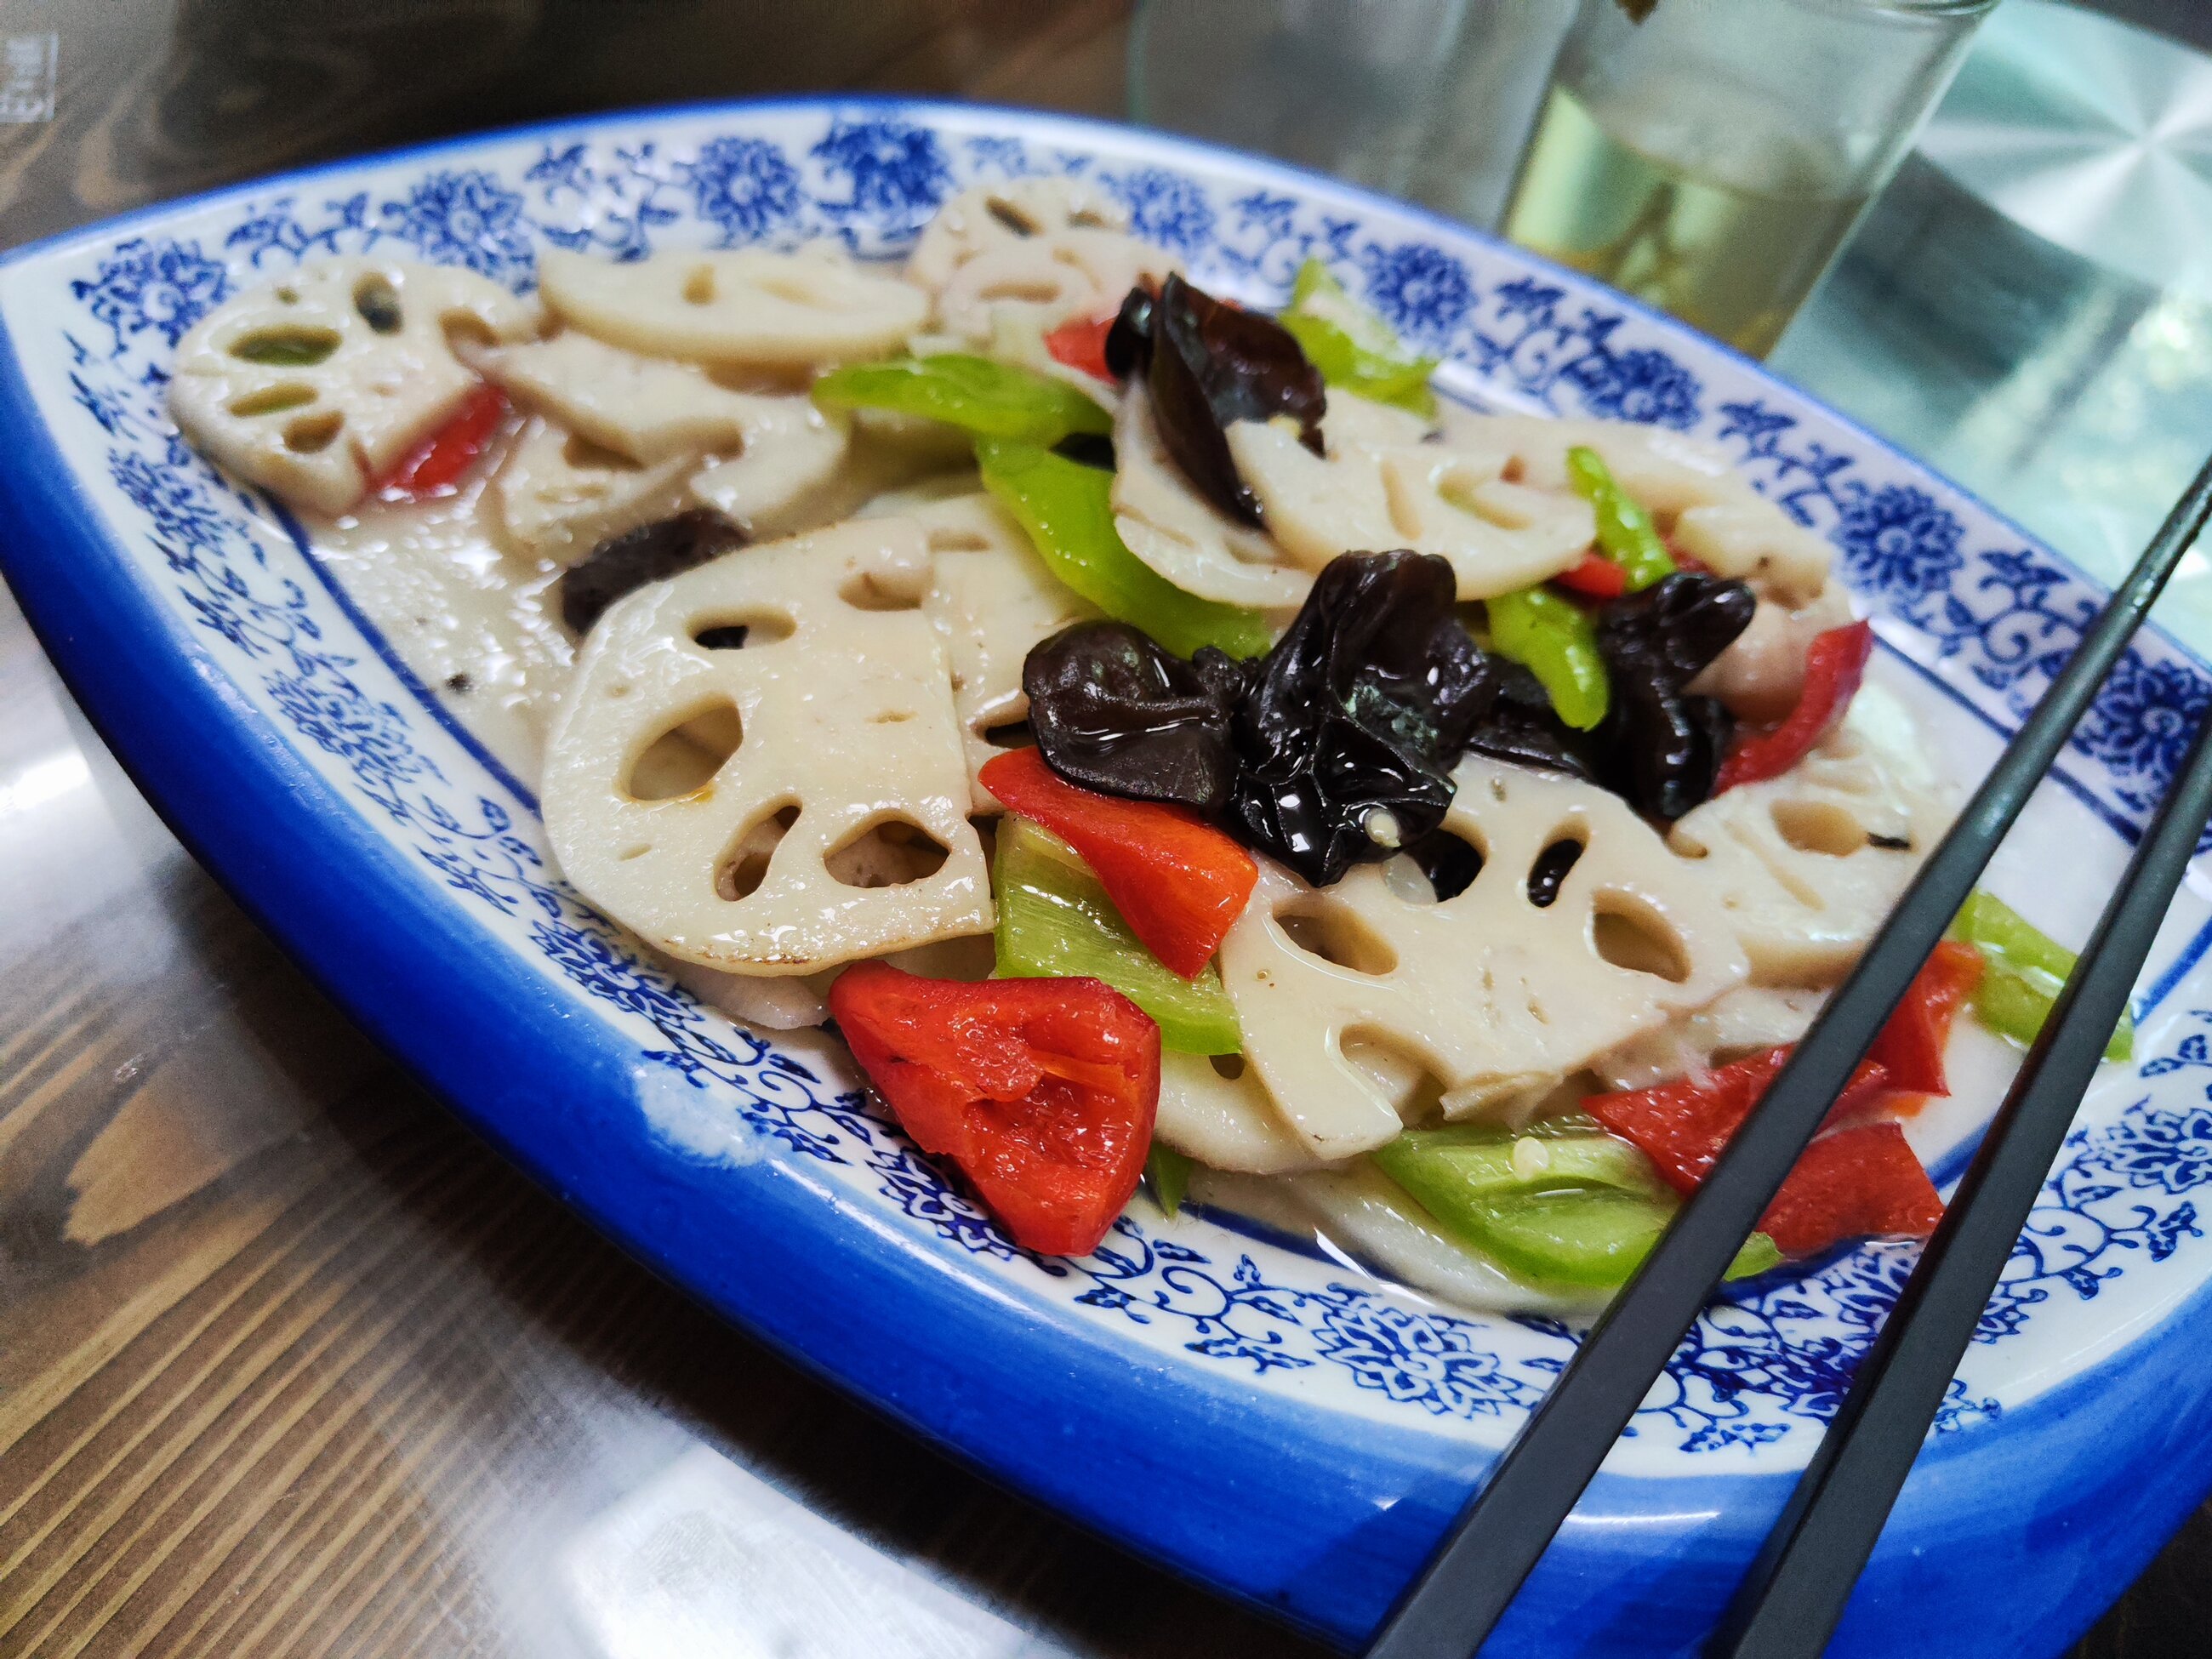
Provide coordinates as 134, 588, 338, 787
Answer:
1592, 572, 1755, 819
1404, 826, 1483, 901
1598, 572, 1759, 690
1050, 430, 1117, 470
1023, 621, 1248, 812
1103, 284, 1154, 379
1463, 660, 1598, 779
1140, 272, 1326, 527
1229, 551, 1496, 887
561, 509, 744, 636
1525, 837, 1584, 909
1601, 690, 1736, 824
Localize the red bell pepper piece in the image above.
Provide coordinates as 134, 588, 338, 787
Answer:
1756, 1121, 1946, 1257
1552, 552, 1629, 600
1587, 1044, 1939, 1257
1587, 1046, 1889, 1194
1867, 939, 1985, 1097
979, 747, 1257, 978
376, 383, 508, 501
1828, 1056, 1897, 1126
1714, 619, 1875, 792
828, 961, 1160, 1257
1043, 314, 1118, 383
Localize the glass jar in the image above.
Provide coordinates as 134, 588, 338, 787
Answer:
1502, 0, 1999, 357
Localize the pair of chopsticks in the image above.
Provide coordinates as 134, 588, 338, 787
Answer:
1369, 449, 2212, 1659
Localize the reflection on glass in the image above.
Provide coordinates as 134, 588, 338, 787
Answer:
1776, 154, 2212, 647
1128, 0, 1576, 231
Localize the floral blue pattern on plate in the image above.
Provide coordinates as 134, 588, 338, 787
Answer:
6, 99, 2212, 1656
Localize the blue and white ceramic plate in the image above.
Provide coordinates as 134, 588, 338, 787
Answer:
5, 100, 2212, 1656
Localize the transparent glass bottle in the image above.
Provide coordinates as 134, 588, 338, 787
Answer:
1503, 0, 1999, 357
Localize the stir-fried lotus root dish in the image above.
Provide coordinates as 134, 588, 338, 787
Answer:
168, 181, 2117, 1311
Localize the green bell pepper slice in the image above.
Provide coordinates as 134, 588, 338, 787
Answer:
994, 817, 1242, 1055
1147, 1143, 1194, 1217
812, 353, 1112, 446
1487, 585, 1611, 730
1373, 1122, 1782, 1290
1565, 445, 1676, 592
1953, 889, 2133, 1062
975, 436, 1274, 660
1279, 258, 1439, 419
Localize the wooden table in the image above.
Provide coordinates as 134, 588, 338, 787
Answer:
0, 3, 2202, 1655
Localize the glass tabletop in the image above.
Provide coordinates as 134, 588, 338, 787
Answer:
1775, 0, 2212, 653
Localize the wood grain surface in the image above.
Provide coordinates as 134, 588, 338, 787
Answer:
0, 2, 2200, 1655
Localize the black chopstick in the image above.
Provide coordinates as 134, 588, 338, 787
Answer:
1365, 447, 2212, 1659
1710, 668, 2212, 1658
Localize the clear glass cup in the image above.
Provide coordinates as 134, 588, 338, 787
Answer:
1502, 0, 1999, 357
1128, 0, 1580, 231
